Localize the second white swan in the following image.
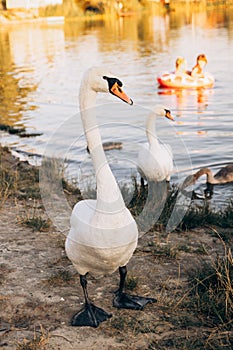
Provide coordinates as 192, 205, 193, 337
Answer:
137, 105, 174, 187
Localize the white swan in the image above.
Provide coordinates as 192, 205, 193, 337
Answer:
137, 106, 174, 187
65, 67, 155, 328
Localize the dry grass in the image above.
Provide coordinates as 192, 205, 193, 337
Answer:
18, 202, 51, 232
180, 201, 233, 231
16, 326, 49, 350
0, 153, 18, 207
45, 268, 75, 286
125, 274, 139, 291
1, 145, 233, 349
187, 243, 232, 326
175, 238, 233, 349
126, 178, 233, 234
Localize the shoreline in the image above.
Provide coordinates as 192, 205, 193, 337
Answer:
1, 1, 233, 25
0, 143, 232, 349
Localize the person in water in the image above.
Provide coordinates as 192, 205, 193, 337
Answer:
175, 57, 192, 81
191, 54, 207, 78
175, 57, 187, 75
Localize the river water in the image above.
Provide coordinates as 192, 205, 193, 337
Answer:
0, 6, 233, 209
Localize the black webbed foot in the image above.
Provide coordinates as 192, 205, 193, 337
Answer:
113, 291, 156, 310
71, 303, 112, 328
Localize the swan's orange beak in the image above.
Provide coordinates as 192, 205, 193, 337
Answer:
165, 109, 174, 121
110, 82, 133, 105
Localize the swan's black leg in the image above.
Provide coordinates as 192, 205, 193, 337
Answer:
204, 183, 214, 199
166, 180, 171, 191
113, 266, 156, 310
141, 177, 145, 189
71, 274, 112, 327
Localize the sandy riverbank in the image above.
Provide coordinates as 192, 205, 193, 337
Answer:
0, 145, 232, 349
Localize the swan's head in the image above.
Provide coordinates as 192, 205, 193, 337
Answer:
151, 105, 174, 121
82, 67, 133, 105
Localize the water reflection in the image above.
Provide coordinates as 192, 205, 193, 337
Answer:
0, 5, 233, 208
1, 6, 233, 129
158, 87, 213, 114
0, 30, 37, 127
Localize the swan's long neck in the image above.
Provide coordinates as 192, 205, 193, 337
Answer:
195, 168, 217, 184
79, 84, 125, 211
206, 169, 217, 184
146, 113, 159, 147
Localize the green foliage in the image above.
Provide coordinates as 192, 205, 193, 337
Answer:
127, 178, 233, 233
180, 202, 233, 230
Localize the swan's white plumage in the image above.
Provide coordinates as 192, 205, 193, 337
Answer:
65, 67, 138, 277
137, 142, 173, 182
137, 106, 173, 182
67, 199, 137, 248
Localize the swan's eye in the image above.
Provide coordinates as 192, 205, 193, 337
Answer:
102, 76, 123, 90
116, 79, 123, 87
164, 108, 174, 121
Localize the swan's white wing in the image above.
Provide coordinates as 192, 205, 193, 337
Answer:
66, 199, 138, 276
137, 142, 173, 181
